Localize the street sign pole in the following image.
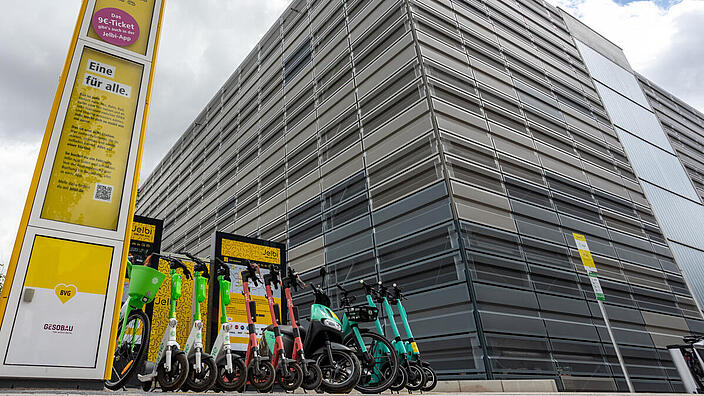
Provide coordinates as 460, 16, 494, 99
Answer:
573, 233, 635, 393
597, 299, 635, 392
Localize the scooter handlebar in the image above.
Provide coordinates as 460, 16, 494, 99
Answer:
285, 268, 307, 291
168, 257, 192, 279
242, 260, 261, 286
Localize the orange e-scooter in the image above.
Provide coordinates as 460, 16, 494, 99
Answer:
241, 259, 276, 392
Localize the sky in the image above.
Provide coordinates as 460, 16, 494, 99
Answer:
0, 0, 703, 265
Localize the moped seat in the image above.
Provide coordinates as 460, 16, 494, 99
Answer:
276, 325, 308, 340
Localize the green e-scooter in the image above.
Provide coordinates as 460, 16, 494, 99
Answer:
389, 283, 437, 392
179, 253, 217, 392
210, 257, 248, 391
138, 255, 192, 391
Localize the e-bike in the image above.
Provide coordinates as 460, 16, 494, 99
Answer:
209, 257, 248, 391
336, 283, 398, 394
259, 266, 303, 391
105, 255, 164, 390
240, 259, 277, 392
179, 253, 217, 392
138, 255, 192, 392
389, 283, 437, 392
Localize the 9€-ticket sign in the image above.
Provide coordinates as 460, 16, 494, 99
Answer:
0, 0, 165, 385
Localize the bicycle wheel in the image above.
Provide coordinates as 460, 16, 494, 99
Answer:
344, 331, 398, 394
105, 310, 150, 390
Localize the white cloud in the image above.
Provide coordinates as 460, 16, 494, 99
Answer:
555, 0, 704, 111
0, 141, 40, 265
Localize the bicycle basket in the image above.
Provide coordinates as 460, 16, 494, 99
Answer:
346, 306, 379, 322
129, 265, 166, 303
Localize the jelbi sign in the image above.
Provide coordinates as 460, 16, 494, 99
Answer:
0, 0, 165, 385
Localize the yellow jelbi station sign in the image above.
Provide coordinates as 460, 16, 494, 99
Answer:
0, 0, 165, 385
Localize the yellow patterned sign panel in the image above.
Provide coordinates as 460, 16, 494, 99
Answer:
221, 239, 280, 265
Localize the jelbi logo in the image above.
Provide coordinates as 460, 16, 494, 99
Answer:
131, 222, 156, 243
54, 284, 77, 304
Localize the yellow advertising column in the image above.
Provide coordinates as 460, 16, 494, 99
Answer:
0, 0, 165, 386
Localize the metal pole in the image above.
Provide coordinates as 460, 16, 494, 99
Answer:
597, 299, 635, 393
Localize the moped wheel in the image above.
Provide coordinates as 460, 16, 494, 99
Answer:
278, 361, 304, 391
420, 364, 438, 392
248, 360, 276, 392
105, 310, 150, 390
406, 362, 426, 391
185, 355, 217, 392
389, 365, 408, 392
216, 354, 247, 391
344, 331, 399, 394
316, 349, 361, 394
156, 351, 189, 391
301, 361, 323, 390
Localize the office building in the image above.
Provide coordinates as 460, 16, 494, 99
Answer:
136, 0, 704, 391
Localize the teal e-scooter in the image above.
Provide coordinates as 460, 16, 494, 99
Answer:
388, 283, 437, 392
361, 281, 425, 391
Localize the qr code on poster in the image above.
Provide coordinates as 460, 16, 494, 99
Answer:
94, 183, 113, 203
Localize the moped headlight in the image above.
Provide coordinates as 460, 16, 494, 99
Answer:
322, 318, 341, 331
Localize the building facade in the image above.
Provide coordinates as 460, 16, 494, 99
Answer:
136, 0, 704, 391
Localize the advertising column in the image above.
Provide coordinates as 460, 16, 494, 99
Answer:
0, 0, 165, 385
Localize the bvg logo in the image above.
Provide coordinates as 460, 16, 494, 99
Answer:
54, 284, 77, 304
131, 222, 156, 243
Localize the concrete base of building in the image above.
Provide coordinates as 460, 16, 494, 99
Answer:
422, 379, 558, 393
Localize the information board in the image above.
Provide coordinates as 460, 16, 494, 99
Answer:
0, 0, 165, 384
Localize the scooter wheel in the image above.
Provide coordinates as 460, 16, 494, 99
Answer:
301, 361, 323, 391
156, 351, 189, 391
248, 360, 276, 392
216, 355, 247, 392
406, 362, 426, 391
185, 355, 217, 392
277, 361, 304, 391
389, 365, 408, 392
420, 365, 438, 392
